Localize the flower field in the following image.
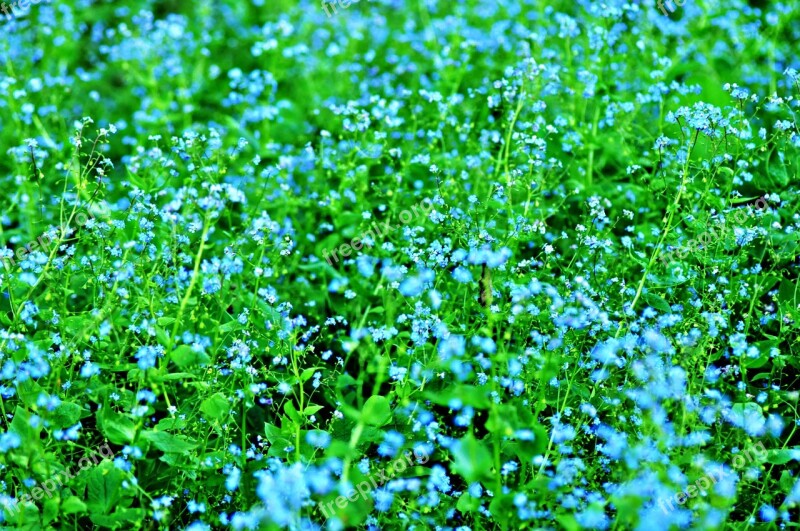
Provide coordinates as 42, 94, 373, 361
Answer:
1, 1, 800, 529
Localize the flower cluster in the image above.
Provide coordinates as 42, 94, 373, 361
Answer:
659, 196, 769, 267
0, 0, 799, 530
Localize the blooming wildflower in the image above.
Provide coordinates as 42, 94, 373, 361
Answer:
306, 431, 332, 449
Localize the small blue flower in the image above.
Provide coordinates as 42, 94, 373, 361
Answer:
305, 431, 331, 449
374, 488, 393, 512
759, 504, 777, 522
452, 266, 473, 283
0, 432, 21, 453
468, 482, 483, 498
225, 466, 241, 492
135, 345, 162, 370
438, 334, 465, 360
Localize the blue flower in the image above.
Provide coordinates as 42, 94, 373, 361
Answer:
786, 477, 800, 505
378, 431, 405, 458
374, 488, 393, 512
576, 506, 609, 529
427, 465, 451, 494
437, 334, 465, 360
305, 430, 331, 449
225, 466, 241, 492
135, 345, 162, 370
759, 504, 777, 522
642, 329, 671, 353
0, 432, 21, 453
468, 482, 483, 498
399, 276, 425, 297
255, 460, 311, 526
452, 266, 473, 283
54, 422, 82, 441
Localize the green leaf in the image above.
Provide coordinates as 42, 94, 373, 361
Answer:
170, 345, 211, 368
487, 492, 514, 527
744, 340, 777, 369
63, 315, 92, 337
156, 417, 188, 431
157, 372, 198, 381
11, 406, 41, 447
200, 393, 230, 422
90, 508, 145, 529
300, 367, 324, 382
765, 449, 795, 465
717, 167, 735, 179
264, 422, 285, 443
87, 462, 123, 515
155, 325, 170, 346
777, 279, 798, 307
219, 319, 244, 333
556, 514, 582, 531
304, 405, 324, 416
425, 385, 491, 409
451, 433, 492, 484
284, 401, 302, 424
140, 431, 198, 454
97, 408, 136, 445
641, 292, 671, 314
51, 402, 82, 429
361, 396, 392, 427
43, 497, 59, 526
16, 380, 45, 409
780, 470, 795, 491
456, 490, 481, 513
61, 496, 88, 515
